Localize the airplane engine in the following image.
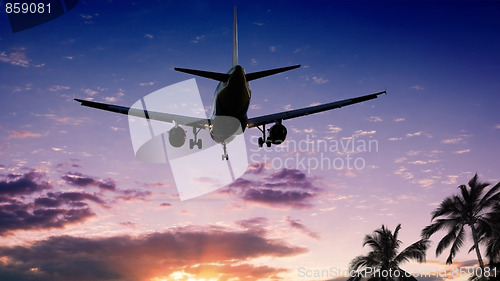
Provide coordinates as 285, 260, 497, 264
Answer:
268, 124, 287, 144
168, 126, 186, 148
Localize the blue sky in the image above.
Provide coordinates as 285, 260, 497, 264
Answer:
1, 1, 500, 281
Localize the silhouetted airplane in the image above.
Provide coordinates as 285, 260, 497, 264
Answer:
75, 7, 385, 160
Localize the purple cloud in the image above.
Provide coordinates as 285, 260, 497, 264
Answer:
0, 170, 108, 236
0, 171, 51, 196
286, 216, 320, 239
225, 165, 321, 209
0, 200, 95, 235
61, 172, 116, 191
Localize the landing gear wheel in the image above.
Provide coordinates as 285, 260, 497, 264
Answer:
266, 141, 271, 148
258, 137, 264, 147
222, 143, 229, 161
257, 124, 269, 149
190, 127, 203, 150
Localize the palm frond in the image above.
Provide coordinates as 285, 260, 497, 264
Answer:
364, 233, 383, 253
478, 182, 500, 209
394, 239, 430, 264
460, 184, 471, 204
431, 197, 459, 220
468, 173, 490, 202
446, 227, 465, 264
436, 226, 461, 256
422, 218, 462, 239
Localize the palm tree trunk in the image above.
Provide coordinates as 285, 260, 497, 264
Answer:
470, 224, 485, 269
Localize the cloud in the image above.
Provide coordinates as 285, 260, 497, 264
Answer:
0, 201, 95, 235
224, 167, 321, 209
312, 76, 329, 84
328, 125, 342, 133
441, 134, 472, 144
246, 161, 267, 175
408, 160, 427, 165
50, 191, 106, 205
354, 130, 376, 137
0, 171, 51, 197
49, 85, 70, 92
416, 178, 435, 188
7, 130, 43, 139
454, 149, 470, 154
144, 33, 154, 39
0, 226, 306, 281
394, 166, 414, 179
411, 85, 424, 91
236, 217, 269, 236
367, 116, 383, 122
0, 170, 109, 236
394, 117, 405, 122
0, 49, 30, 67
191, 34, 205, 43
61, 172, 116, 191
138, 81, 155, 86
286, 216, 319, 239
441, 175, 459, 185
269, 46, 276, 52
116, 189, 152, 201
406, 131, 423, 137
83, 88, 98, 96
388, 137, 402, 141
495, 124, 500, 129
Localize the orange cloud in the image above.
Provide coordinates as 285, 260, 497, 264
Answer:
7, 130, 42, 139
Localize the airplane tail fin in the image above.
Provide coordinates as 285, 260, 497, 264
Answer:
245, 64, 301, 81
174, 68, 229, 82
232, 6, 238, 67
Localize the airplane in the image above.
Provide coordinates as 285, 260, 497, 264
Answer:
75, 7, 386, 160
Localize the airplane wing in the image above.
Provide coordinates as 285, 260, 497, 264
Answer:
246, 90, 386, 128
74, 99, 210, 129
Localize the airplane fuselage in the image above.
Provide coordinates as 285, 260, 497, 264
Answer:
209, 65, 251, 144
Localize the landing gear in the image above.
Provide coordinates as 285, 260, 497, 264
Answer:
189, 127, 202, 149
222, 143, 229, 160
258, 136, 265, 147
257, 124, 271, 148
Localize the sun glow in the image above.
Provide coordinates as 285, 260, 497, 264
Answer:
150, 271, 219, 281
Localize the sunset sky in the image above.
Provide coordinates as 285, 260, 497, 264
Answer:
1, 1, 500, 281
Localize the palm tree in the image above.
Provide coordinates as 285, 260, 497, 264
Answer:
348, 224, 430, 281
468, 205, 500, 281
421, 173, 500, 269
